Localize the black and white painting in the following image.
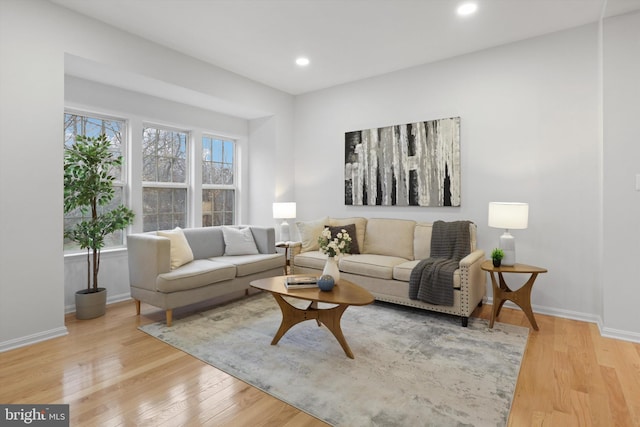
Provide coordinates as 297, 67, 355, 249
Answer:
345, 117, 460, 207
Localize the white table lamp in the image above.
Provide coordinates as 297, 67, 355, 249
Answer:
273, 202, 296, 242
488, 202, 528, 266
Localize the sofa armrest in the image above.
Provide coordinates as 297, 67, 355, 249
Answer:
127, 234, 171, 291
289, 241, 303, 258
458, 249, 487, 311
460, 249, 485, 268
249, 226, 276, 254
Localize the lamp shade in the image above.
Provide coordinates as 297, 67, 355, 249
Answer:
488, 202, 529, 230
272, 202, 296, 219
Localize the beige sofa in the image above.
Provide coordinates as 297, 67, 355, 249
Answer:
127, 225, 284, 325
292, 217, 486, 326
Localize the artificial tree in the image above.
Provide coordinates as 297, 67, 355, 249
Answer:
64, 134, 135, 314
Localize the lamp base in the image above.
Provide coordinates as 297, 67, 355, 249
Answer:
499, 231, 516, 266
280, 220, 290, 242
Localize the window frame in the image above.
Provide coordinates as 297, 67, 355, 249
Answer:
201, 134, 237, 226
63, 109, 130, 253
141, 123, 191, 232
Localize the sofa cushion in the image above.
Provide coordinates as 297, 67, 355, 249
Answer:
209, 253, 283, 277
363, 218, 416, 260
393, 260, 461, 288
222, 226, 259, 255
293, 250, 328, 270
329, 217, 367, 254
248, 226, 276, 254
324, 223, 359, 254
183, 226, 225, 259
339, 254, 408, 280
296, 216, 329, 252
413, 223, 433, 260
413, 222, 477, 260
156, 259, 236, 292
157, 227, 194, 270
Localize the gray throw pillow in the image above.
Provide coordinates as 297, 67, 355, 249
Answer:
222, 227, 259, 256
324, 223, 360, 254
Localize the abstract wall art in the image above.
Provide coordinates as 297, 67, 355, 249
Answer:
345, 117, 460, 207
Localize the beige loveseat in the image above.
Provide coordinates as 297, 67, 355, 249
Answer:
127, 226, 284, 325
292, 217, 486, 326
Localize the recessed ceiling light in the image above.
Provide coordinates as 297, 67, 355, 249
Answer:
456, 2, 477, 16
295, 57, 310, 66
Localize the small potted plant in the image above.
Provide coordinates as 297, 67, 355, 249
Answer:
491, 248, 504, 267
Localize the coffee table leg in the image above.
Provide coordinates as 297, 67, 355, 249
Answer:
268, 293, 357, 359
308, 301, 321, 327
270, 293, 309, 345
317, 304, 353, 359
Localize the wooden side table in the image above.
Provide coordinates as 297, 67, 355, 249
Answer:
481, 260, 547, 330
275, 242, 291, 275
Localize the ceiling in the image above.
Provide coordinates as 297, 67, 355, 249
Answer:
52, 0, 640, 95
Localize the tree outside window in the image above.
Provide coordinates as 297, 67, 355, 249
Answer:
202, 136, 235, 226
142, 126, 188, 232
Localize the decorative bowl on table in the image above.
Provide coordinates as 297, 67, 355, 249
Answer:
317, 274, 335, 291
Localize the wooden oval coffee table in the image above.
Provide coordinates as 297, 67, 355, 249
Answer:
250, 275, 374, 359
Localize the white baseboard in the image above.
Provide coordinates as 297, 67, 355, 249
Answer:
599, 325, 640, 343
486, 297, 640, 344
0, 327, 68, 353
0, 293, 132, 353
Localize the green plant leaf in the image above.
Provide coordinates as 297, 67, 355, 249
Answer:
63, 134, 135, 290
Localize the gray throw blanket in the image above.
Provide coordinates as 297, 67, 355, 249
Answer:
409, 221, 472, 306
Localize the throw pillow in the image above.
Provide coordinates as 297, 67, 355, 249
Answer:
157, 227, 194, 270
324, 223, 360, 254
222, 227, 259, 256
329, 217, 367, 253
296, 216, 329, 252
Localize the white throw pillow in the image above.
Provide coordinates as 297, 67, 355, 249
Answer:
157, 227, 194, 270
296, 216, 329, 252
222, 227, 259, 256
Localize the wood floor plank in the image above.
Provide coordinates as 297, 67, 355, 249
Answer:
1, 298, 639, 426
473, 303, 640, 427
601, 365, 636, 427
613, 340, 640, 422
552, 350, 573, 413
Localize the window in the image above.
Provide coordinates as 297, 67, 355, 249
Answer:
63, 112, 127, 251
142, 126, 189, 231
202, 136, 236, 226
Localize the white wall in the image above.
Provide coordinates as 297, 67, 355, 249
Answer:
0, 0, 67, 350
293, 24, 604, 326
0, 0, 294, 351
602, 11, 640, 339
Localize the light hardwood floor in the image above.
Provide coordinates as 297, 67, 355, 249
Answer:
1, 298, 639, 426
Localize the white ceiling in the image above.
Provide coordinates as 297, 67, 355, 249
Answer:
52, 0, 640, 95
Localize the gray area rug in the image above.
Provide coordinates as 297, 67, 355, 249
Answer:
139, 293, 529, 426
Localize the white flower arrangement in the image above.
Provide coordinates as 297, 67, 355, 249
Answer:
318, 227, 352, 258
